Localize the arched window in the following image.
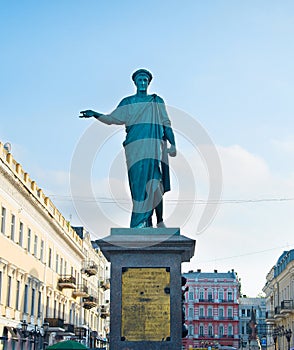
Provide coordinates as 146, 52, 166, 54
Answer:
189, 325, 194, 336
208, 324, 213, 336
199, 288, 204, 301
219, 325, 224, 337
207, 306, 213, 318
199, 325, 204, 336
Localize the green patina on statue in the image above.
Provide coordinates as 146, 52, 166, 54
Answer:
80, 69, 176, 228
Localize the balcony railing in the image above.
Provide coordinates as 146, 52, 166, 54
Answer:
63, 323, 75, 334
81, 260, 98, 277
72, 284, 89, 298
58, 275, 76, 289
281, 300, 294, 313
44, 318, 64, 329
83, 295, 98, 309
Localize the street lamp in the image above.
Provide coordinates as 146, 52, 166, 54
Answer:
20, 321, 46, 350
284, 329, 292, 350
272, 329, 278, 350
42, 322, 49, 350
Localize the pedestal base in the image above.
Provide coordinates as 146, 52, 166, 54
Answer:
96, 228, 195, 350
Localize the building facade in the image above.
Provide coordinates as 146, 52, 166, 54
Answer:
0, 142, 110, 349
263, 250, 294, 350
238, 297, 267, 349
183, 269, 240, 350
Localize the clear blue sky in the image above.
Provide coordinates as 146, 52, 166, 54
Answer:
1, 1, 294, 296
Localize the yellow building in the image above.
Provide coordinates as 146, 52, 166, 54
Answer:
263, 250, 294, 350
0, 142, 110, 349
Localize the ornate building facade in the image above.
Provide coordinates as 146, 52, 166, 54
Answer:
0, 142, 110, 349
263, 250, 294, 350
183, 269, 240, 350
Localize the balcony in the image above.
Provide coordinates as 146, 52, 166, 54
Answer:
100, 279, 110, 291
44, 318, 65, 332
100, 305, 110, 319
274, 306, 285, 320
58, 275, 76, 289
281, 300, 294, 315
62, 323, 75, 336
72, 284, 89, 298
83, 295, 98, 309
81, 260, 98, 277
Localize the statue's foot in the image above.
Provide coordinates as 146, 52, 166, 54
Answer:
157, 221, 166, 228
135, 221, 152, 228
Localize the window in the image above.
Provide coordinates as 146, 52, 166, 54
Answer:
38, 291, 42, 317
228, 307, 233, 318
188, 307, 194, 319
31, 288, 35, 316
34, 235, 38, 256
64, 261, 67, 275
228, 291, 233, 301
199, 325, 204, 336
228, 324, 233, 336
48, 248, 52, 268
219, 325, 224, 337
208, 307, 213, 317
189, 291, 194, 300
0, 271, 2, 303
188, 325, 194, 336
40, 240, 44, 262
53, 300, 57, 318
16, 281, 20, 310
247, 309, 251, 317
241, 309, 245, 316
199, 289, 204, 300
208, 325, 213, 336
1, 206, 6, 234
24, 284, 29, 313
27, 228, 31, 252
10, 214, 15, 240
208, 289, 213, 301
60, 258, 63, 275
56, 254, 59, 273
219, 307, 224, 318
199, 307, 204, 317
46, 296, 50, 317
218, 290, 224, 301
19, 222, 23, 246
6, 276, 12, 307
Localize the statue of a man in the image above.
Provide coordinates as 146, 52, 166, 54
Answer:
80, 69, 176, 228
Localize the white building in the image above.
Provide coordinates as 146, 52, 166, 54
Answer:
0, 142, 110, 349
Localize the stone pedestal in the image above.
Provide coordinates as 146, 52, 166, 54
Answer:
96, 228, 195, 350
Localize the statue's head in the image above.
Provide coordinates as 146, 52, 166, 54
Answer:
132, 69, 153, 85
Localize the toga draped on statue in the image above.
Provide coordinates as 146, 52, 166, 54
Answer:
97, 93, 173, 227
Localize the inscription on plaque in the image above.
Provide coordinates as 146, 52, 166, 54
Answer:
121, 267, 170, 342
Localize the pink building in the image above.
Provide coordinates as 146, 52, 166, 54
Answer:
183, 269, 240, 349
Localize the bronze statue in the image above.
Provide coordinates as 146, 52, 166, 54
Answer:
80, 69, 176, 228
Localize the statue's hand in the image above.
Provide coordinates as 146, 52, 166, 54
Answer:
79, 110, 96, 118
168, 145, 177, 157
